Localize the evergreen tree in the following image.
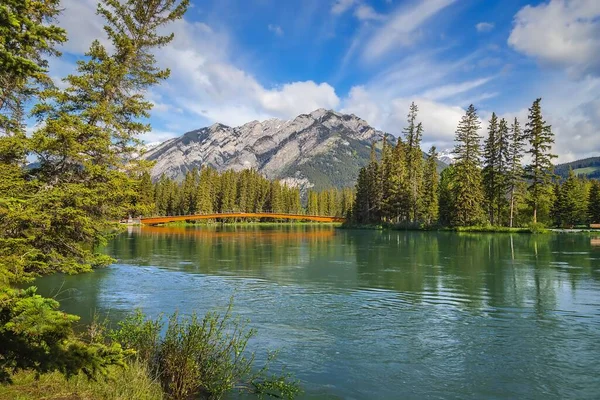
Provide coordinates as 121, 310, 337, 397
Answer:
523, 98, 557, 224
422, 146, 439, 225
352, 167, 371, 223
438, 166, 456, 226
403, 103, 423, 222
588, 181, 600, 224
387, 139, 409, 222
496, 118, 510, 224
0, 0, 66, 163
450, 104, 485, 226
507, 118, 525, 227
483, 112, 499, 224
553, 170, 578, 227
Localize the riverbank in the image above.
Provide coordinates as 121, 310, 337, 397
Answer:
337, 223, 589, 234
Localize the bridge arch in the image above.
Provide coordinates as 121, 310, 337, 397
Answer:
140, 212, 346, 225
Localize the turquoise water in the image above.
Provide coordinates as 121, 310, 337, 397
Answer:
34, 226, 600, 399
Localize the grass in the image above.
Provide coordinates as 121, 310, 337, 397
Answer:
0, 361, 163, 400
573, 166, 600, 176
340, 223, 550, 233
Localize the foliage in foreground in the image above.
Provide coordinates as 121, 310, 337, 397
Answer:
111, 303, 301, 400
0, 287, 127, 384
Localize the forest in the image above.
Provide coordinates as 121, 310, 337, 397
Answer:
137, 168, 355, 219
350, 101, 600, 229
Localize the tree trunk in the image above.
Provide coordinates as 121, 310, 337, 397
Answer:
509, 187, 515, 228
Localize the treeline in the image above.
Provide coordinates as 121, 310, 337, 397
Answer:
135, 167, 354, 218
351, 99, 599, 228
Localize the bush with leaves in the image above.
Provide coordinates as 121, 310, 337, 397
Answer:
0, 287, 127, 384
111, 301, 301, 400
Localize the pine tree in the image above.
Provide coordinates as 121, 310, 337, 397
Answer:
588, 180, 600, 224
352, 167, 371, 223
553, 170, 578, 227
507, 118, 525, 227
523, 98, 557, 224
403, 103, 423, 222
450, 104, 485, 226
0, 0, 67, 163
483, 112, 499, 224
422, 146, 439, 225
438, 166, 456, 226
366, 143, 382, 223
496, 118, 510, 224
387, 139, 409, 222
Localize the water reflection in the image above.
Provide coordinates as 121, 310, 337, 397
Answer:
32, 226, 600, 399
103, 227, 600, 313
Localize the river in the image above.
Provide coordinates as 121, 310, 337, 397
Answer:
33, 225, 600, 399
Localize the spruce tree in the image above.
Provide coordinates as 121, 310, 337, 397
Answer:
483, 112, 499, 224
496, 118, 510, 224
422, 146, 439, 225
553, 170, 579, 227
523, 98, 557, 224
0, 0, 67, 163
352, 167, 371, 223
450, 104, 485, 226
507, 118, 524, 227
588, 181, 600, 224
438, 166, 456, 226
403, 103, 423, 222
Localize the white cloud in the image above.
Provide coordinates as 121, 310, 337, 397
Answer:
508, 0, 600, 77
58, 0, 108, 54
476, 22, 494, 32
341, 87, 465, 150
363, 0, 456, 60
268, 24, 284, 36
52, 1, 340, 137
420, 77, 493, 101
354, 4, 385, 21
331, 0, 356, 15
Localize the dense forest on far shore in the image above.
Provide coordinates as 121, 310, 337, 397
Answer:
349, 101, 600, 229
133, 168, 355, 219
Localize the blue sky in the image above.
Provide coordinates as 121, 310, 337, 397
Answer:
50, 0, 600, 161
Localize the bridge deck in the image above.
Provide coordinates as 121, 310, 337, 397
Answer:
140, 212, 346, 225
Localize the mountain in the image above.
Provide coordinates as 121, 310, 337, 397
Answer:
437, 148, 456, 165
555, 157, 600, 180
142, 109, 447, 191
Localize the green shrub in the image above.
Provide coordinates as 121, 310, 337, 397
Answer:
111, 301, 301, 400
0, 287, 127, 384
527, 222, 548, 234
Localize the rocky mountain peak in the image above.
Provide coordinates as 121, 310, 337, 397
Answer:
141, 109, 393, 191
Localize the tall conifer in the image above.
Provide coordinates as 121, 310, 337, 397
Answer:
507, 118, 524, 227
523, 98, 557, 224
450, 104, 485, 226
422, 146, 439, 225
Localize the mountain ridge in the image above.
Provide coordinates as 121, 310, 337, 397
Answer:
142, 109, 399, 191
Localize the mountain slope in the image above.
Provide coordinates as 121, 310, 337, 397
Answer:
555, 157, 600, 179
142, 109, 446, 191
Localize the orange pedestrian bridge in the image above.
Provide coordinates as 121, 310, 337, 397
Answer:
140, 212, 346, 225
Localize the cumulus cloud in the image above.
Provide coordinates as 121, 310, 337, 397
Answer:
53, 1, 340, 138
475, 22, 494, 32
508, 0, 600, 77
363, 0, 456, 60
341, 86, 466, 151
